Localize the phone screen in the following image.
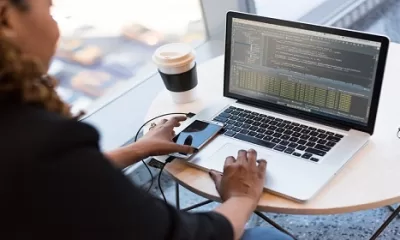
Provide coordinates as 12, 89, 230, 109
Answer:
172, 120, 223, 156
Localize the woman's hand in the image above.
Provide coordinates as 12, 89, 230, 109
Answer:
209, 149, 267, 207
105, 116, 195, 169
136, 116, 196, 158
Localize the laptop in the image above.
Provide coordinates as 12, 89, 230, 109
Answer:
181, 11, 389, 202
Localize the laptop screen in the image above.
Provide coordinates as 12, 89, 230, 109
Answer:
228, 18, 382, 126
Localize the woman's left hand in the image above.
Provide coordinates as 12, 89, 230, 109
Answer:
137, 116, 196, 158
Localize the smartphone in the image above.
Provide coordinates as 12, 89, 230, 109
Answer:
170, 120, 224, 159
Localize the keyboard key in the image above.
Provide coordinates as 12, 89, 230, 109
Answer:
243, 110, 251, 113
274, 145, 286, 151
293, 127, 302, 132
273, 133, 282, 138
272, 138, 281, 144
280, 141, 290, 146
240, 129, 249, 134
283, 130, 293, 135
315, 144, 331, 152
289, 143, 298, 148
234, 133, 276, 149
249, 131, 257, 136
225, 125, 234, 130
306, 142, 316, 147
238, 117, 246, 122
300, 135, 310, 140
297, 140, 307, 145
251, 112, 260, 116
265, 130, 274, 135
301, 129, 311, 134
292, 132, 301, 138
308, 127, 317, 131
231, 111, 240, 116
289, 137, 299, 143
310, 158, 320, 162
326, 136, 341, 142
327, 131, 334, 136
309, 137, 318, 142
267, 116, 275, 120
257, 129, 266, 134
335, 134, 344, 138
281, 135, 290, 140
260, 124, 269, 129
305, 148, 326, 156
218, 112, 230, 118
284, 148, 295, 154
227, 120, 236, 125
317, 129, 326, 133
297, 145, 306, 151
248, 115, 255, 120
283, 120, 291, 124
275, 118, 283, 122
253, 122, 261, 127
224, 108, 233, 113
233, 127, 242, 132
245, 119, 254, 124
231, 116, 239, 120
318, 134, 328, 139
286, 125, 294, 130
250, 126, 258, 131
259, 114, 268, 118
224, 131, 236, 137
213, 117, 228, 123
234, 122, 243, 127
270, 121, 278, 126
326, 141, 336, 147
300, 124, 308, 128
268, 126, 277, 130
318, 139, 327, 144
278, 123, 286, 128
254, 117, 263, 122
310, 131, 319, 137
242, 124, 251, 129
293, 152, 302, 157
302, 153, 312, 159
256, 134, 265, 139
292, 123, 300, 126
263, 136, 273, 141
276, 128, 285, 133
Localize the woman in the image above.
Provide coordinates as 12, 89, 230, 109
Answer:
0, 0, 293, 239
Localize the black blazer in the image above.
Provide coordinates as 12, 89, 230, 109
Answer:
0, 103, 233, 240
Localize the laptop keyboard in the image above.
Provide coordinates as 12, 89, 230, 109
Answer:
213, 106, 344, 162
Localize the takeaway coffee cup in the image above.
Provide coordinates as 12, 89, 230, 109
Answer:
152, 43, 198, 104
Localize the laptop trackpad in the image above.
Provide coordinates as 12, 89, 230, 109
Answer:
208, 143, 275, 172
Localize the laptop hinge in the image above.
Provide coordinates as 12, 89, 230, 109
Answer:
237, 99, 351, 132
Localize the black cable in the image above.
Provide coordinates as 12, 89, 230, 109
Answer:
158, 156, 175, 203
132, 112, 189, 193
158, 164, 167, 203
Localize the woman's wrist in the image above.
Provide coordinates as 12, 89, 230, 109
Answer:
105, 142, 150, 168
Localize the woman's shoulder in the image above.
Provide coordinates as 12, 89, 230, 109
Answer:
0, 103, 100, 159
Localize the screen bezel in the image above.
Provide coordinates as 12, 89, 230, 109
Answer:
223, 11, 389, 135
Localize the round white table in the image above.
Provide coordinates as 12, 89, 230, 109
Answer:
146, 43, 400, 239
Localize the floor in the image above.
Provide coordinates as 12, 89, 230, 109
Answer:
123, 2, 400, 239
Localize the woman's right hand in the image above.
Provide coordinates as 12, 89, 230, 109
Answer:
209, 149, 267, 208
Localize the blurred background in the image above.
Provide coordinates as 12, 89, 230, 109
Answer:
49, 0, 399, 115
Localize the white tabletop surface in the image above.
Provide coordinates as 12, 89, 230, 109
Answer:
146, 43, 400, 215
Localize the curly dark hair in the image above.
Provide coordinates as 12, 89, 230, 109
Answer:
0, 0, 82, 118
